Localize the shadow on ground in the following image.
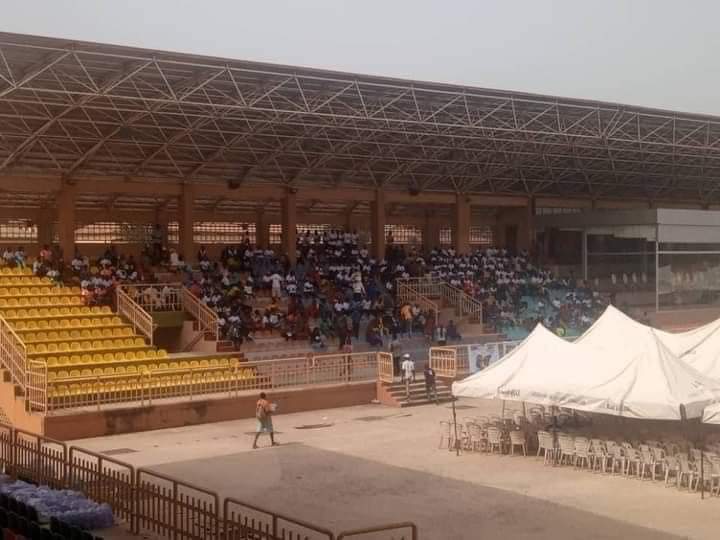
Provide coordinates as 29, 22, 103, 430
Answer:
150, 444, 682, 540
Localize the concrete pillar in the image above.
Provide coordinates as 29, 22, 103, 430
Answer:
57, 184, 76, 261
282, 190, 297, 264
453, 193, 471, 254
36, 206, 54, 248
256, 208, 268, 249
155, 204, 170, 245
581, 229, 588, 281
371, 189, 386, 260
178, 183, 195, 261
423, 211, 441, 252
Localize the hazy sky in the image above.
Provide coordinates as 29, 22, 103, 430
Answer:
2, 0, 719, 115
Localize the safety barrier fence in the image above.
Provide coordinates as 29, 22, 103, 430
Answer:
377, 352, 394, 383
0, 423, 418, 539
43, 352, 381, 413
116, 287, 156, 345
430, 339, 522, 378
0, 312, 27, 391
396, 277, 482, 324
118, 283, 183, 313
181, 286, 219, 342
396, 283, 438, 323
26, 359, 47, 413
337, 523, 418, 540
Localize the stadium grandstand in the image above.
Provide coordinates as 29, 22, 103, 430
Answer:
2, 31, 720, 539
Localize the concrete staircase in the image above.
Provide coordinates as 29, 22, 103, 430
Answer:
377, 378, 454, 407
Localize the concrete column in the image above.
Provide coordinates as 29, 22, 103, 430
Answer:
453, 193, 471, 254
371, 188, 386, 260
57, 184, 76, 261
36, 206, 54, 248
581, 229, 588, 281
282, 190, 297, 264
256, 208, 268, 249
178, 183, 195, 261
423, 211, 441, 252
155, 204, 170, 245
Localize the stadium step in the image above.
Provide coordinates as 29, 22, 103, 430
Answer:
380, 379, 454, 407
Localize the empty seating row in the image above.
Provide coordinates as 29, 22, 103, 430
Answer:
47, 357, 241, 381
0, 267, 33, 276
0, 286, 79, 297
0, 295, 84, 307
13, 316, 125, 331
48, 368, 261, 399
21, 327, 134, 343
2, 306, 112, 320
43, 349, 169, 368
0, 277, 52, 286
27, 337, 148, 356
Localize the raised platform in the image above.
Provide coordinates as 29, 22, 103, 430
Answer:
43, 382, 376, 440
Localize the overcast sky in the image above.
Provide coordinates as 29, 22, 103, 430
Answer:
2, 0, 719, 115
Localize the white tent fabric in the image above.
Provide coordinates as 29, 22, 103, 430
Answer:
453, 319, 720, 420
702, 402, 720, 424
577, 304, 720, 380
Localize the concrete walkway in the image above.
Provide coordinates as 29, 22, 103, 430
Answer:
73, 399, 718, 539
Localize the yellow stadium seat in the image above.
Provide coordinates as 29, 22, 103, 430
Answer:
103, 367, 114, 375
125, 352, 136, 361
47, 357, 58, 367
92, 368, 103, 375
48, 372, 57, 381
93, 353, 104, 364
135, 351, 146, 361
159, 362, 169, 370
115, 366, 126, 375
134, 337, 145, 347
81, 369, 92, 377
179, 361, 189, 369
57, 370, 69, 379
190, 360, 199, 368
200, 359, 210, 368
157, 349, 168, 358
81, 354, 93, 364
113, 352, 124, 362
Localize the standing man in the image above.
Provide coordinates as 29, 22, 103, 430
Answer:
424, 363, 439, 404
401, 353, 415, 400
252, 392, 279, 449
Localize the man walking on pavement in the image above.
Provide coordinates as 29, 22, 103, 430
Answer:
253, 392, 279, 449
424, 363, 439, 404
401, 353, 415, 401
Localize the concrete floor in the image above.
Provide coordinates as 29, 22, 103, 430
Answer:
73, 399, 720, 540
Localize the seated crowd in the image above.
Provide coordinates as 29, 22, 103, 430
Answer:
11, 226, 609, 350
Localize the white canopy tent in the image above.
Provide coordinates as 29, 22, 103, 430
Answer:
453, 321, 720, 420
578, 304, 720, 381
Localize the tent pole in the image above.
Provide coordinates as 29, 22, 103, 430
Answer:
451, 396, 460, 457
655, 229, 660, 312
501, 399, 506, 419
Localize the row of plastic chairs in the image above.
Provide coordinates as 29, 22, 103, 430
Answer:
27, 337, 147, 355
47, 357, 242, 381
22, 327, 134, 343
0, 266, 33, 276
0, 276, 51, 285
0, 286, 79, 296
13, 316, 124, 331
0, 296, 84, 307
44, 350, 170, 369
538, 432, 720, 494
48, 369, 261, 398
2, 306, 112, 319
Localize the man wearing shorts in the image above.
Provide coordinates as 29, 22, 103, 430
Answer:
253, 392, 279, 449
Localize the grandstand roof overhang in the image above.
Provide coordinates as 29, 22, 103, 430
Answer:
2, 32, 720, 210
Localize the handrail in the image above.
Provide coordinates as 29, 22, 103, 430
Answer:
26, 359, 47, 413
118, 282, 183, 312
116, 288, 155, 345
397, 283, 439, 323
0, 312, 27, 391
181, 286, 219, 342
337, 522, 418, 540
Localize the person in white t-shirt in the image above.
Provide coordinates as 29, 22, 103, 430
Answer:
400, 353, 415, 398
270, 272, 283, 300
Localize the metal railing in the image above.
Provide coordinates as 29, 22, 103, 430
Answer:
396, 277, 482, 324
116, 287, 155, 345
0, 423, 419, 540
0, 311, 27, 391
136, 469, 220, 540
45, 352, 380, 413
26, 358, 47, 413
377, 351, 394, 383
224, 498, 334, 540
181, 286, 219, 342
119, 283, 183, 312
429, 347, 458, 378
337, 523, 418, 540
396, 283, 439, 323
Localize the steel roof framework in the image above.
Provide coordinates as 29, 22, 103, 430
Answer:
2, 33, 720, 205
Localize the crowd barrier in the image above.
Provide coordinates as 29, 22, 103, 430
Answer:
0, 423, 418, 539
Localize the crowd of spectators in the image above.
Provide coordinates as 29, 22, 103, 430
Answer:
15, 224, 609, 349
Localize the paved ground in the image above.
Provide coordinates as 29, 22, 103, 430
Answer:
73, 399, 720, 539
